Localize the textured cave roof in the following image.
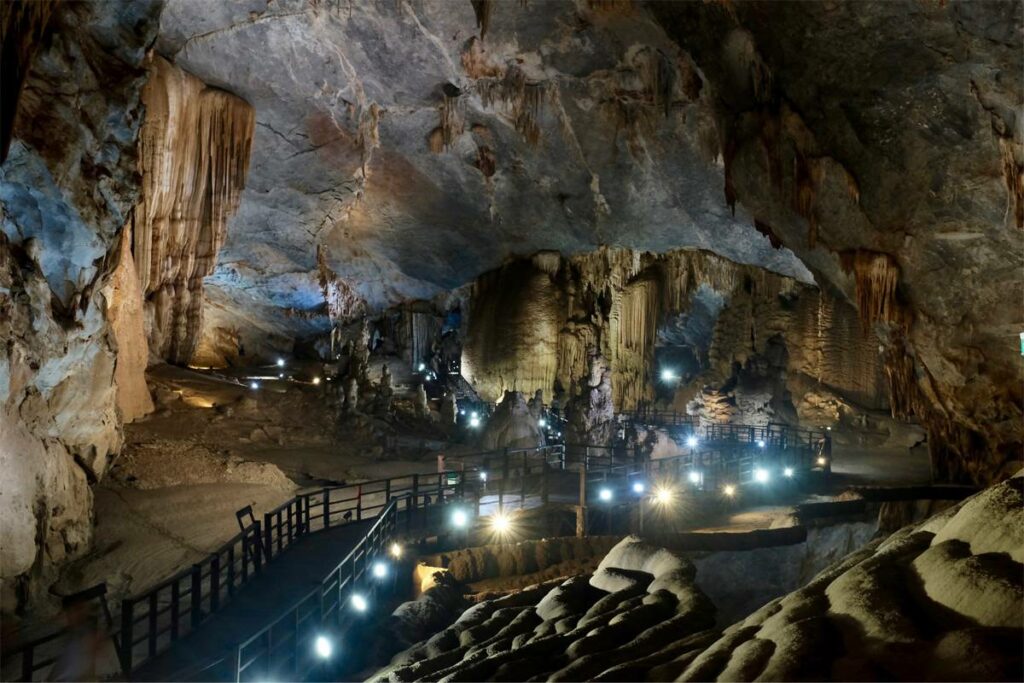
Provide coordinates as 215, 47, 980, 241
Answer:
156, 0, 811, 335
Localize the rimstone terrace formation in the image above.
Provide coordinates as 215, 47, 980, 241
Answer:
0, 1, 1021, 682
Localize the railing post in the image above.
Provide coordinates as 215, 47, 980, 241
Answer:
171, 580, 181, 640
190, 564, 203, 629
541, 459, 550, 506
263, 512, 273, 561
384, 479, 391, 503
120, 598, 134, 673
254, 520, 263, 571
521, 452, 528, 509
357, 484, 364, 521
324, 488, 331, 529
211, 555, 221, 612
147, 591, 158, 658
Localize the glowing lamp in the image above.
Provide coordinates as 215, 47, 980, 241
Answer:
817, 456, 828, 466
632, 481, 645, 494
351, 594, 368, 612
654, 487, 674, 505
598, 488, 613, 502
276, 358, 285, 367
754, 468, 769, 483
686, 436, 698, 448
723, 484, 736, 497
660, 369, 676, 382
372, 561, 388, 579
756, 439, 766, 448
389, 542, 403, 559
249, 381, 260, 390
314, 635, 332, 659
688, 471, 701, 484
312, 377, 321, 385
783, 467, 794, 478
451, 509, 469, 528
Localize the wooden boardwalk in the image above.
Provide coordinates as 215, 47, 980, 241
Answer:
131, 520, 374, 681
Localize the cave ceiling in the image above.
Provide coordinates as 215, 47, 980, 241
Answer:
156, 0, 812, 336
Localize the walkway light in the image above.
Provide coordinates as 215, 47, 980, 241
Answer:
686, 435, 698, 448
479, 470, 488, 482
351, 594, 368, 612
688, 471, 701, 484
451, 509, 469, 528
277, 358, 285, 367
632, 481, 645, 494
418, 363, 426, 372
372, 561, 388, 579
312, 376, 321, 385
539, 418, 547, 428
660, 369, 677, 382
598, 487, 613, 502
756, 439, 766, 448
314, 634, 333, 659
817, 456, 828, 467
723, 484, 736, 497
250, 381, 260, 390
469, 415, 481, 428
490, 511, 512, 535
783, 467, 794, 478
754, 467, 769, 483
389, 542, 403, 559
654, 486, 674, 505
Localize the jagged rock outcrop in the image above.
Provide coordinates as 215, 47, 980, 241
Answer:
647, 0, 1023, 483
133, 54, 254, 365
674, 474, 1023, 682
0, 0, 162, 613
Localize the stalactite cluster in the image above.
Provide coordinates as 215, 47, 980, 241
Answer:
840, 249, 908, 332
477, 68, 547, 146
133, 55, 255, 365
463, 247, 885, 416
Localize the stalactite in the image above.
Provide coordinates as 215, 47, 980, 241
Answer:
133, 55, 254, 365
477, 68, 546, 145
840, 250, 907, 333
0, 0, 56, 163
793, 152, 824, 248
316, 243, 364, 325
999, 136, 1023, 229
470, 0, 493, 40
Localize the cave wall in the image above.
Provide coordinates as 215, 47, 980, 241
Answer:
0, 0, 162, 613
133, 54, 254, 365
462, 247, 885, 421
648, 0, 1024, 483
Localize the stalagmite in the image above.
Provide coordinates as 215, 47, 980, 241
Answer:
133, 55, 254, 365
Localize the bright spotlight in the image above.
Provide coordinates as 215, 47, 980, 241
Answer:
470, 411, 479, 419
351, 594, 368, 612
469, 415, 481, 428
654, 487, 674, 505
451, 509, 469, 528
826, 426, 832, 431
418, 363, 426, 372
754, 468, 770, 483
688, 470, 701, 484
479, 471, 488, 482
686, 435, 698, 448
783, 467, 794, 478
598, 488, 613, 502
312, 376, 321, 385
389, 542, 403, 559
490, 511, 512, 535
372, 561, 388, 579
632, 481, 645, 494
276, 358, 285, 367
723, 484, 736, 497
817, 456, 827, 466
539, 418, 547, 428
249, 381, 260, 390
314, 634, 332, 659
756, 439, 766, 448
278, 373, 284, 379
660, 369, 676, 382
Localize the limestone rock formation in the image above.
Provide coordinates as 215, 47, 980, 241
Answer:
478, 391, 545, 451
133, 54, 254, 365
675, 474, 1024, 682
0, 0, 162, 613
647, 0, 1023, 483
376, 537, 717, 682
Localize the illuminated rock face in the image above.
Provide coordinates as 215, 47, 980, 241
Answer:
0, 0, 162, 612
461, 248, 886, 425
